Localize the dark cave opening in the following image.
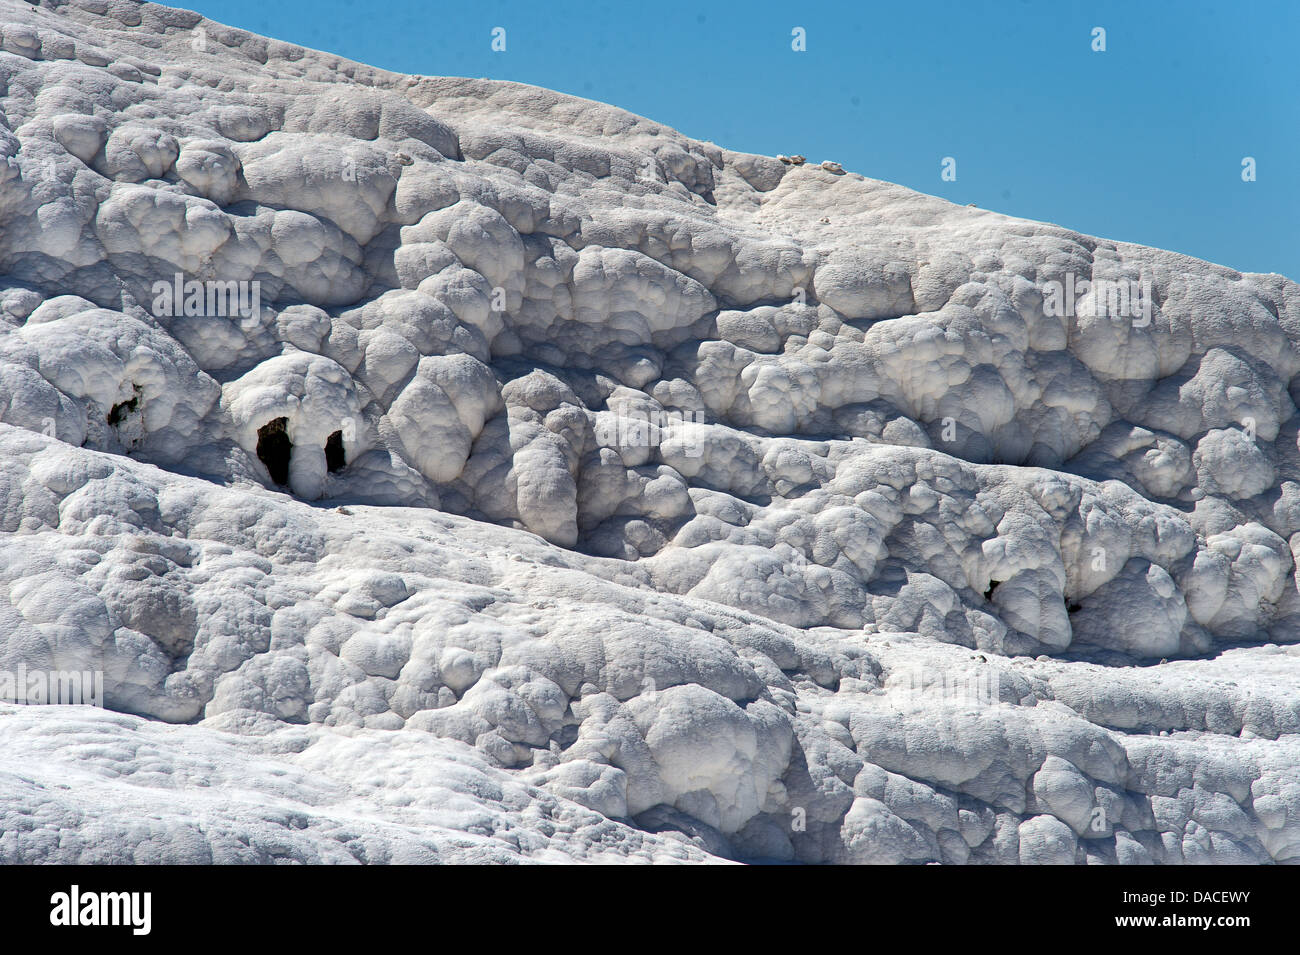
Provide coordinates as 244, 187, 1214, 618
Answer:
325, 430, 346, 473
107, 391, 139, 426
984, 579, 1002, 601
256, 417, 291, 486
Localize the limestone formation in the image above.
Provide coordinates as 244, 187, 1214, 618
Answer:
0, 0, 1298, 864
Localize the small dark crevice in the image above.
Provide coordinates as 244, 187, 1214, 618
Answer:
256, 417, 291, 486
984, 579, 1003, 601
325, 429, 346, 473
1066, 601, 1082, 615
107, 391, 140, 426
552, 724, 580, 750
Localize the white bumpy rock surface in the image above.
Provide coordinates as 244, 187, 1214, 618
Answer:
1, 0, 1299, 864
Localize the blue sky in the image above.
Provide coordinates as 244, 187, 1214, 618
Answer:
190, 0, 1299, 279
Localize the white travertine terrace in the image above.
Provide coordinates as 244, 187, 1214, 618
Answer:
1, 0, 1298, 863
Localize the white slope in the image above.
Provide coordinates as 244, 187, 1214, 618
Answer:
0, 0, 1298, 863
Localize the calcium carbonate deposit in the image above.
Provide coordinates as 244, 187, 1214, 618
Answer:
2, 0, 1299, 864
